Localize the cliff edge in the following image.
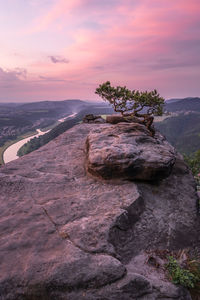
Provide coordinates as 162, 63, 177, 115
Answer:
0, 121, 199, 300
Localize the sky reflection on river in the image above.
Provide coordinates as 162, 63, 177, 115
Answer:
3, 113, 77, 164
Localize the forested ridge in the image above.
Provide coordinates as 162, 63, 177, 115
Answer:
155, 112, 200, 155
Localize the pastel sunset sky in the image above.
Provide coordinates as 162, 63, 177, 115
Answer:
0, 0, 200, 102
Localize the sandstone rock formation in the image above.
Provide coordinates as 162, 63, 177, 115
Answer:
106, 114, 143, 124
0, 122, 199, 300
82, 114, 105, 123
86, 122, 176, 181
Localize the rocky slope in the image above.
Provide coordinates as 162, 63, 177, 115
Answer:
0, 121, 199, 300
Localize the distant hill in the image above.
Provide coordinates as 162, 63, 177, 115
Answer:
156, 97, 200, 155
165, 97, 200, 113
165, 98, 181, 103
16, 99, 87, 111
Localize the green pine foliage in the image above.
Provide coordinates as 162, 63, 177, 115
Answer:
95, 81, 164, 117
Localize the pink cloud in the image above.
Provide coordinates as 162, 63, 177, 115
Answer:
24, 0, 82, 34
1, 0, 200, 101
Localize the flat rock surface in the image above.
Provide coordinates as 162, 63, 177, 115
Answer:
0, 123, 199, 300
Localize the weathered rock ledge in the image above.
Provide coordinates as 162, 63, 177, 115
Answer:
0, 122, 199, 300
86, 122, 176, 181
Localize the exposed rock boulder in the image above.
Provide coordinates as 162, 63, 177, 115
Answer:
83, 114, 105, 123
106, 114, 143, 124
86, 122, 176, 181
0, 122, 199, 300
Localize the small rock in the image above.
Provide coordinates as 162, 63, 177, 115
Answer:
83, 114, 105, 123
117, 273, 152, 297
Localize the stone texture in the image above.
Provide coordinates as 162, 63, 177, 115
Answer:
83, 114, 105, 123
106, 114, 143, 124
0, 122, 199, 299
86, 122, 176, 181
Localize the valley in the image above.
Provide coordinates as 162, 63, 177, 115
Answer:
156, 97, 200, 155
1, 97, 200, 166
3, 112, 78, 164
0, 100, 114, 164
0, 100, 88, 148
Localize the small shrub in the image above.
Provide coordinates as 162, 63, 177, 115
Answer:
166, 256, 198, 289
184, 150, 200, 177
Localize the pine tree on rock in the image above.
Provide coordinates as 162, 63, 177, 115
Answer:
95, 81, 164, 136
